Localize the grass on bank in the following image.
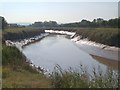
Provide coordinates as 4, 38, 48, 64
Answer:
76, 28, 120, 47
2, 27, 45, 41
3, 27, 120, 47
2, 67, 51, 88
2, 45, 51, 88
50, 64, 118, 88
3, 27, 43, 33
2, 45, 119, 88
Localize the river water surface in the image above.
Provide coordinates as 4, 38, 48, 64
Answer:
22, 35, 110, 74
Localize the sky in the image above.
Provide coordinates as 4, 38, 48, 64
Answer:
0, 1, 119, 24
0, 0, 119, 2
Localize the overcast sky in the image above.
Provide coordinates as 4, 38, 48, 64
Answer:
0, 1, 118, 24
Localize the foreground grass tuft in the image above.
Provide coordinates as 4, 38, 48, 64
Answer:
50, 65, 118, 88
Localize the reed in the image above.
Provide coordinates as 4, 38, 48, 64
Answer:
50, 64, 118, 88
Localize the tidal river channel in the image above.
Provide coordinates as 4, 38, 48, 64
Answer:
22, 35, 118, 74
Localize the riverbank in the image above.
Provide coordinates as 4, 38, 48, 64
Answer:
5, 30, 119, 70
71, 34, 119, 60
3, 36, 119, 88
71, 35, 119, 52
45, 29, 119, 52
2, 45, 118, 88
91, 55, 118, 70
43, 30, 119, 70
5, 33, 49, 49
76, 28, 120, 48
3, 28, 45, 43
45, 30, 119, 60
71, 35, 119, 70
45, 30, 75, 37
2, 45, 52, 88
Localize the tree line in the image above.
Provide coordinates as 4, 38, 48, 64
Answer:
60, 18, 120, 28
30, 18, 120, 28
1, 16, 120, 29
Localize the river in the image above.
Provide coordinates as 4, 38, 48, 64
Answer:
22, 35, 114, 74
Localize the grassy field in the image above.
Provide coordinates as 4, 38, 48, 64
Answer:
76, 28, 120, 47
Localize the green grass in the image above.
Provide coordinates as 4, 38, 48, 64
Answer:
50, 65, 118, 88
4, 27, 42, 33
76, 28, 120, 47
3, 27, 119, 47
2, 45, 51, 88
3, 27, 45, 41
2, 66, 51, 88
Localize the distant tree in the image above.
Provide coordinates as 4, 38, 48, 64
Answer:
31, 21, 58, 27
49, 21, 58, 27
108, 18, 118, 28
96, 18, 104, 27
91, 19, 97, 27
93, 19, 97, 23
32, 22, 43, 27
96, 18, 104, 23
80, 19, 91, 27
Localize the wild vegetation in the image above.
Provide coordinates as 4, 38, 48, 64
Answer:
1, 16, 119, 88
2, 45, 119, 88
3, 27, 44, 41
1, 16, 119, 47
60, 18, 120, 28
28, 18, 120, 28
76, 28, 120, 47
2, 45, 52, 88
1, 16, 119, 29
50, 65, 118, 88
